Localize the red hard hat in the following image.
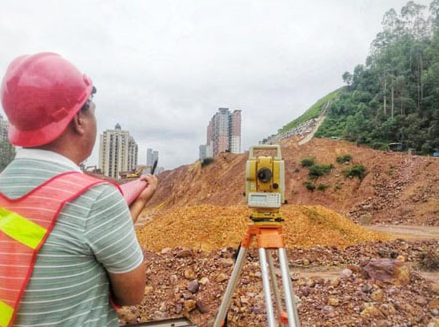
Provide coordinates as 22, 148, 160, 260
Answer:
1, 52, 94, 147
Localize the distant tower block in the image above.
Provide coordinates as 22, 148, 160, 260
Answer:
99, 124, 138, 179
200, 108, 242, 159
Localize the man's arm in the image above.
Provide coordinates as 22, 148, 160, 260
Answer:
108, 175, 157, 304
108, 260, 146, 306
85, 185, 150, 306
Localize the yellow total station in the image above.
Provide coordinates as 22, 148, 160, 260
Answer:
245, 145, 285, 223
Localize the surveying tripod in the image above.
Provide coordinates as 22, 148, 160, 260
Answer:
213, 221, 301, 327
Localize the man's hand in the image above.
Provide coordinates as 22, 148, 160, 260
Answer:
137, 174, 158, 203
129, 174, 158, 223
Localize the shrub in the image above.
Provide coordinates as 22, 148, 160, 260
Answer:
418, 250, 439, 271
344, 165, 367, 180
336, 154, 353, 163
317, 183, 329, 191
201, 158, 214, 167
372, 142, 388, 151
308, 164, 334, 179
304, 181, 315, 192
334, 184, 342, 190
301, 157, 315, 167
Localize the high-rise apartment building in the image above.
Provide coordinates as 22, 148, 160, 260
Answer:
146, 148, 159, 166
200, 108, 241, 159
127, 137, 138, 173
146, 148, 160, 174
99, 124, 138, 179
199, 145, 207, 160
229, 109, 241, 154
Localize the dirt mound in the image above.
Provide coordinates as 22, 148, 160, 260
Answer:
148, 138, 439, 225
136, 205, 391, 252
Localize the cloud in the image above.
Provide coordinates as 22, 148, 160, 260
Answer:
0, 0, 432, 169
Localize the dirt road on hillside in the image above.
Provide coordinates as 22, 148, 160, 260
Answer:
366, 224, 439, 240
298, 101, 330, 146
293, 266, 438, 284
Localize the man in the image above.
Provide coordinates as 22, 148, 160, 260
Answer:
0, 53, 156, 326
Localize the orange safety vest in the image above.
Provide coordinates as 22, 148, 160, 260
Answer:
0, 172, 112, 327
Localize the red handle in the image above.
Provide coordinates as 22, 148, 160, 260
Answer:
120, 179, 147, 205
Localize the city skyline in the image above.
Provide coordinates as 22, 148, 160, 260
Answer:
0, 113, 174, 174
0, 108, 241, 172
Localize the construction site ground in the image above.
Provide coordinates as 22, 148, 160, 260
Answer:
119, 137, 439, 327
291, 223, 439, 285
118, 240, 439, 327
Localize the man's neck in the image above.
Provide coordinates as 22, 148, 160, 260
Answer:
35, 140, 84, 165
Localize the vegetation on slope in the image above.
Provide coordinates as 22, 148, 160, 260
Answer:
277, 88, 342, 134
315, 1, 439, 154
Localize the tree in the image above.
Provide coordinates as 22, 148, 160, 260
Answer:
342, 71, 353, 86
316, 0, 439, 155
0, 140, 15, 170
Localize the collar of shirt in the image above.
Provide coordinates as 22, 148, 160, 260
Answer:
15, 148, 83, 173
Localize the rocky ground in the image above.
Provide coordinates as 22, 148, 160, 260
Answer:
118, 239, 439, 327
286, 239, 439, 269
347, 157, 439, 226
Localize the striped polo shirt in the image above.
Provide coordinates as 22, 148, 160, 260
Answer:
0, 149, 144, 327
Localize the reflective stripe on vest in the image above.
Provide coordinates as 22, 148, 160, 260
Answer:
0, 172, 108, 327
0, 207, 46, 249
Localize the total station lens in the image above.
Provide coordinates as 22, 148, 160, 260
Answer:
257, 168, 272, 183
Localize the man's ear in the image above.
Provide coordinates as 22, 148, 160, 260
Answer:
70, 111, 86, 136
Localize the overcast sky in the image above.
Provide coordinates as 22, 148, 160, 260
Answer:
0, 0, 432, 170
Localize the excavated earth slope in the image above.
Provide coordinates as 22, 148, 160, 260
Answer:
147, 137, 439, 225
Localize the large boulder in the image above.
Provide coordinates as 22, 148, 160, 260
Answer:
361, 258, 412, 285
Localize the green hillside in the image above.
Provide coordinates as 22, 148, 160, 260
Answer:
277, 88, 342, 134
